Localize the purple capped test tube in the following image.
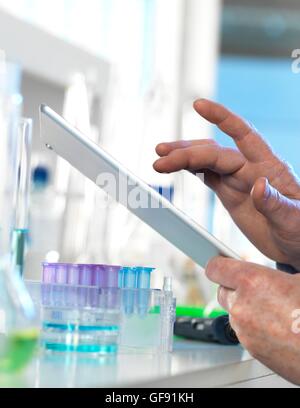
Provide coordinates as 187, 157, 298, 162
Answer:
104, 265, 121, 289
53, 264, 68, 306
91, 265, 120, 288
43, 263, 120, 288
67, 264, 81, 307
105, 266, 121, 308
67, 264, 81, 286
55, 264, 68, 285
42, 263, 56, 284
41, 262, 121, 308
90, 265, 120, 307
42, 263, 57, 306
92, 265, 105, 288
79, 264, 93, 286
77, 265, 94, 307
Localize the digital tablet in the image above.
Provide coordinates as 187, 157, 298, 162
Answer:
40, 105, 240, 267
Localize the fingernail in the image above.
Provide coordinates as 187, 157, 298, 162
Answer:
264, 179, 272, 200
194, 98, 206, 105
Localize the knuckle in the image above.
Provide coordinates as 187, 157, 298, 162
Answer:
230, 303, 243, 321
217, 287, 224, 305
205, 257, 223, 278
169, 149, 187, 168
171, 148, 184, 160
189, 149, 202, 168
271, 160, 292, 189
230, 303, 250, 328
240, 270, 261, 291
217, 287, 228, 308
208, 140, 218, 147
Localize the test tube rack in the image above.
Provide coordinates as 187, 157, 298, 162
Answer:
26, 278, 176, 356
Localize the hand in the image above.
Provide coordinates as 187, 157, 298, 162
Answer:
154, 99, 300, 270
206, 257, 300, 385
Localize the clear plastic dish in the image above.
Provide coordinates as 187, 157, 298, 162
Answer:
26, 281, 176, 355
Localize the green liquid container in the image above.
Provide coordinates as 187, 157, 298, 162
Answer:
0, 329, 38, 373
0, 262, 39, 378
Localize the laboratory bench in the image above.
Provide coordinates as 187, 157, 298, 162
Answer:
22, 340, 297, 389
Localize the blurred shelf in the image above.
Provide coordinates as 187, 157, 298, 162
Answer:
0, 8, 110, 90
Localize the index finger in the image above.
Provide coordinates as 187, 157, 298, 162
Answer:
194, 99, 274, 162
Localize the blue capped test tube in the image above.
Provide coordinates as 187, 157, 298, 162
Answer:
136, 268, 155, 316
120, 267, 155, 315
119, 266, 155, 290
136, 267, 154, 290
121, 267, 137, 315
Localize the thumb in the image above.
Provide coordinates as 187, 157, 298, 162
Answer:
251, 177, 294, 226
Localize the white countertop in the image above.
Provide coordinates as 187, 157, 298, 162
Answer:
18, 340, 277, 388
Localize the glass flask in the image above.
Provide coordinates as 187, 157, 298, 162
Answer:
0, 257, 38, 374
0, 55, 38, 376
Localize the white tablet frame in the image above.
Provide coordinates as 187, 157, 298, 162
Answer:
40, 105, 240, 267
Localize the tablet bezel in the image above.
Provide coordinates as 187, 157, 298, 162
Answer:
40, 104, 241, 266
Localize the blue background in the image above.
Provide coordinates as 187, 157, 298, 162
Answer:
216, 56, 300, 175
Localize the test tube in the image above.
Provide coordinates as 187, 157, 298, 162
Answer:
12, 118, 33, 277
42, 263, 57, 284
122, 267, 137, 315
136, 268, 155, 316
104, 266, 121, 309
79, 265, 93, 286
67, 264, 81, 307
105, 266, 121, 289
78, 265, 93, 308
67, 264, 81, 286
42, 263, 56, 306
55, 264, 68, 285
136, 267, 155, 289
122, 267, 137, 289
118, 268, 124, 288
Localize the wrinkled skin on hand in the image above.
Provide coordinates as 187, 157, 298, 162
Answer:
154, 99, 300, 383
206, 257, 300, 385
154, 99, 300, 270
